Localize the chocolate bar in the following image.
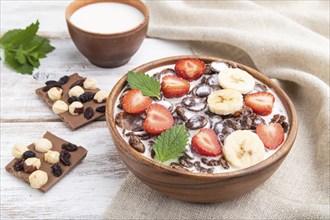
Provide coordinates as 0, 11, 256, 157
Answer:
36, 73, 107, 130
5, 131, 87, 192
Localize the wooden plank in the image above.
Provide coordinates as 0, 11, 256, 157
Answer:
1, 38, 192, 121
1, 121, 128, 219
1, 1, 70, 38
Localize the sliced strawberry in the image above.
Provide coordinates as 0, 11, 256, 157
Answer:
244, 92, 275, 116
192, 128, 222, 156
143, 103, 174, 135
175, 58, 206, 81
161, 75, 190, 98
256, 123, 284, 150
122, 89, 152, 114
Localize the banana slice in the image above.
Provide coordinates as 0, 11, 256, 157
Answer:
223, 130, 265, 169
207, 89, 243, 115
218, 68, 255, 94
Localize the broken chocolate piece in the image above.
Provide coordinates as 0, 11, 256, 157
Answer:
5, 132, 87, 192
36, 73, 105, 130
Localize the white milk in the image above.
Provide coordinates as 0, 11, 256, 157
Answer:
70, 2, 145, 34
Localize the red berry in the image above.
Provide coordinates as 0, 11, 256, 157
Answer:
244, 92, 275, 116
192, 128, 222, 156
175, 58, 206, 81
256, 123, 285, 150
161, 75, 190, 98
122, 89, 152, 114
143, 104, 174, 135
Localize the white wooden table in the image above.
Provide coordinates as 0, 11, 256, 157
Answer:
0, 1, 194, 219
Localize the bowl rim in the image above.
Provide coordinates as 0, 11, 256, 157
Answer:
106, 55, 298, 179
65, 0, 149, 38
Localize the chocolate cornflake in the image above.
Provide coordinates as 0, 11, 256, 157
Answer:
203, 64, 215, 75
150, 148, 155, 159
170, 162, 187, 171
179, 156, 193, 168
193, 161, 201, 168
219, 157, 229, 169
207, 159, 219, 166
270, 114, 289, 132
128, 135, 145, 153
201, 158, 208, 165
184, 149, 194, 160
282, 122, 290, 133
207, 168, 214, 173
254, 82, 267, 92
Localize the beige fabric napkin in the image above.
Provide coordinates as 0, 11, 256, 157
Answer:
104, 1, 330, 219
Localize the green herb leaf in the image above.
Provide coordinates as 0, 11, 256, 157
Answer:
127, 71, 161, 98
0, 20, 55, 74
4, 50, 34, 74
154, 125, 189, 163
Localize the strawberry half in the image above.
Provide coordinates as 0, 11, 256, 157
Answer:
122, 89, 152, 114
244, 92, 275, 116
192, 128, 222, 156
256, 123, 284, 150
175, 58, 206, 81
161, 75, 190, 98
143, 103, 174, 135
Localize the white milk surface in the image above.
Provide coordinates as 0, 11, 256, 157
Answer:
70, 2, 144, 34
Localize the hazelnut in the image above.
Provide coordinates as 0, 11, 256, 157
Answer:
34, 138, 53, 153
44, 150, 60, 164
94, 90, 108, 103
24, 158, 41, 173
52, 100, 68, 114
47, 87, 63, 101
69, 101, 84, 116
29, 170, 48, 189
83, 78, 98, 90
69, 86, 84, 97
12, 144, 29, 159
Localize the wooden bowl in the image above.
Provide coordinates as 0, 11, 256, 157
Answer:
65, 0, 149, 68
106, 55, 298, 203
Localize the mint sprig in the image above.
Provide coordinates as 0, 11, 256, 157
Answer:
0, 20, 55, 74
154, 125, 189, 163
127, 71, 161, 98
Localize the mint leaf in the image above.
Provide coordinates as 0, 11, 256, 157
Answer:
0, 20, 55, 74
127, 71, 161, 98
154, 125, 189, 163
15, 46, 27, 64
4, 50, 34, 74
0, 30, 21, 47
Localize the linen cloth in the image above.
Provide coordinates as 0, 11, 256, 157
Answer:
104, 1, 330, 219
